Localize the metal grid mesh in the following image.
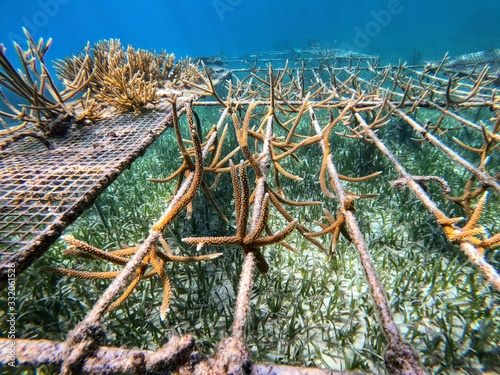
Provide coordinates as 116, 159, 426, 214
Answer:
0, 108, 174, 280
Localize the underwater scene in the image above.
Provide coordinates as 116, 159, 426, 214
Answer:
0, 1, 499, 374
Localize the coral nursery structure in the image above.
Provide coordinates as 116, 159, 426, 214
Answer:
0, 37, 499, 374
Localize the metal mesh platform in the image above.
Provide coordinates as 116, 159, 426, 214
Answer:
0, 107, 177, 283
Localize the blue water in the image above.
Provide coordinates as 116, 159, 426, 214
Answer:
1, 0, 499, 65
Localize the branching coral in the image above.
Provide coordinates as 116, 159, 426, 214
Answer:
55, 39, 177, 113
0, 29, 90, 139
183, 160, 297, 274
94, 66, 158, 113
1, 34, 209, 141
44, 99, 215, 321
44, 235, 221, 320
